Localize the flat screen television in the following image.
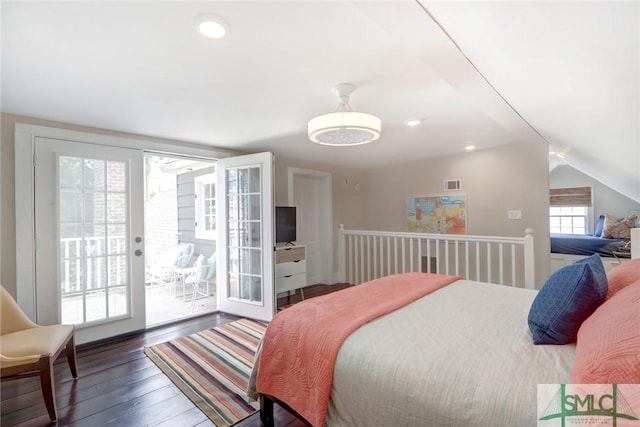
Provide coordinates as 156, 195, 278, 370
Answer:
275, 206, 296, 243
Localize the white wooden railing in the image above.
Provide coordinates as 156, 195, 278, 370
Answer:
60, 236, 127, 292
338, 226, 535, 289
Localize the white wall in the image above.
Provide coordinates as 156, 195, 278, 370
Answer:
360, 142, 550, 287
274, 142, 550, 287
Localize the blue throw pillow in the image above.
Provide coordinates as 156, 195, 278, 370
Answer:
574, 254, 607, 287
528, 254, 607, 344
593, 214, 605, 237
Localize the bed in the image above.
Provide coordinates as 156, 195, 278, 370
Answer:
550, 214, 636, 273
550, 233, 625, 256
249, 258, 640, 427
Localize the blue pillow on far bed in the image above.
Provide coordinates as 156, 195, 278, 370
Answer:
593, 214, 605, 237
528, 254, 607, 345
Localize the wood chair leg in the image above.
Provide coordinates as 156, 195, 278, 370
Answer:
39, 356, 58, 422
66, 334, 78, 378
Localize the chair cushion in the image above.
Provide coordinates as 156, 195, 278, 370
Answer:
158, 243, 194, 268
1, 286, 38, 335
175, 244, 194, 268
194, 254, 208, 282
206, 253, 217, 281
0, 325, 73, 367
1, 353, 41, 367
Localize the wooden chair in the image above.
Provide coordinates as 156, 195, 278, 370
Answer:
0, 286, 77, 422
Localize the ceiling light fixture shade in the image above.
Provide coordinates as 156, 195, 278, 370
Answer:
308, 83, 381, 146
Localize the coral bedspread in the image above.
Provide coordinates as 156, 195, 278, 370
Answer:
255, 272, 460, 427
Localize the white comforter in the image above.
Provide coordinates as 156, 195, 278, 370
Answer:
326, 280, 575, 427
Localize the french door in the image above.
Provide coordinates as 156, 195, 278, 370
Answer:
217, 152, 275, 321
21, 126, 276, 344
34, 137, 145, 344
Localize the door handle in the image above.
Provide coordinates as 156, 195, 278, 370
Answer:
135, 249, 143, 256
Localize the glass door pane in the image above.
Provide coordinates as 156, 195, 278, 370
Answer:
226, 166, 263, 304
59, 156, 130, 326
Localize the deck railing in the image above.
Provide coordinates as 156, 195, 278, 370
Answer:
338, 226, 535, 289
60, 236, 127, 293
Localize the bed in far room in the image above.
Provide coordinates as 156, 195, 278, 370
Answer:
550, 233, 624, 256
550, 213, 637, 273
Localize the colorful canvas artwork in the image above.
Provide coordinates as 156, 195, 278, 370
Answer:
406, 194, 466, 234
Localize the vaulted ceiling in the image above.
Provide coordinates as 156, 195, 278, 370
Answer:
2, 1, 638, 201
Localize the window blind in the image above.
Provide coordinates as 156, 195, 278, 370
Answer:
549, 186, 592, 207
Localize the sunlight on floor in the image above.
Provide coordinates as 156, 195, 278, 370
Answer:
60, 284, 217, 329
146, 282, 217, 327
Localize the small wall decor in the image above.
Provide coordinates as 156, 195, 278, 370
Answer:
406, 194, 466, 234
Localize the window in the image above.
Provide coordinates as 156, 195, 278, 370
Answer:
550, 206, 588, 234
549, 186, 593, 235
195, 173, 216, 240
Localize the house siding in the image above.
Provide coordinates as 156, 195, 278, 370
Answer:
177, 167, 216, 258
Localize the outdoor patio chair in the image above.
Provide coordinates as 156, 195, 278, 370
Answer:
183, 252, 216, 312
146, 243, 194, 296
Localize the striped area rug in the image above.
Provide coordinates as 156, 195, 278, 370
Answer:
144, 318, 267, 426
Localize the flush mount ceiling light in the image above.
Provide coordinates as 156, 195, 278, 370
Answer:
195, 13, 229, 39
308, 83, 381, 146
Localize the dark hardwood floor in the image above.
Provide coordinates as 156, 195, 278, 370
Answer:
1, 283, 350, 427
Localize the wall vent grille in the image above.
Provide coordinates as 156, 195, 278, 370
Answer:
444, 179, 461, 191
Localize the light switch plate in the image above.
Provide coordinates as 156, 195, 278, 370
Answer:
508, 210, 522, 220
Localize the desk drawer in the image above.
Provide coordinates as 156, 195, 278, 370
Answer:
276, 272, 306, 293
276, 246, 305, 263
276, 260, 306, 276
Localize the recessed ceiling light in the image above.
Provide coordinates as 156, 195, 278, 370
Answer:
406, 119, 422, 127
195, 14, 229, 39
464, 145, 476, 151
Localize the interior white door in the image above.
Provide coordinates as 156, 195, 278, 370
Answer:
217, 152, 275, 321
294, 175, 321, 284
291, 170, 332, 284
34, 137, 145, 344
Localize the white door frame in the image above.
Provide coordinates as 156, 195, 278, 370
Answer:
287, 167, 333, 283
15, 123, 231, 320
